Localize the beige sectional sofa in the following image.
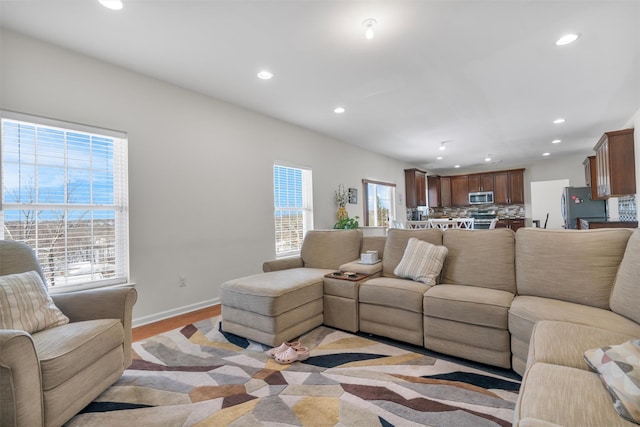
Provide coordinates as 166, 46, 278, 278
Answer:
221, 227, 640, 426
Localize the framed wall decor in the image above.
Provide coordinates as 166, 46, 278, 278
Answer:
348, 188, 358, 204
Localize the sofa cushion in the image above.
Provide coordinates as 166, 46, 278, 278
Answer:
515, 363, 636, 427
584, 339, 640, 425
527, 320, 636, 371
424, 284, 514, 329
0, 270, 69, 334
381, 228, 443, 277
610, 230, 640, 324
300, 229, 362, 269
32, 318, 124, 390
359, 277, 431, 313
509, 296, 640, 347
393, 238, 448, 286
442, 228, 516, 293
516, 228, 632, 309
220, 268, 328, 316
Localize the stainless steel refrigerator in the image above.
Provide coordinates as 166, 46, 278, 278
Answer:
561, 187, 607, 229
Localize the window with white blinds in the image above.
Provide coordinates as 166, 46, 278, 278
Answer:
1, 112, 129, 291
273, 163, 313, 257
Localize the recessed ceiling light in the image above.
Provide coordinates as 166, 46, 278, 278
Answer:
485, 155, 492, 162
555, 33, 580, 46
257, 70, 274, 80
334, 107, 345, 114
454, 165, 461, 168
436, 156, 443, 160
543, 152, 551, 156
362, 19, 377, 40
552, 139, 562, 144
99, 0, 123, 10
553, 118, 566, 124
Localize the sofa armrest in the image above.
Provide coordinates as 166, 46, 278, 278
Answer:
339, 259, 383, 276
0, 330, 44, 427
262, 257, 303, 272
51, 286, 137, 367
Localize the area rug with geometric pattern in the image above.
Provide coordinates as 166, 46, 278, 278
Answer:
66, 316, 520, 426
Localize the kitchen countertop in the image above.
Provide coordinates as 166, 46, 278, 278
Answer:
578, 218, 638, 229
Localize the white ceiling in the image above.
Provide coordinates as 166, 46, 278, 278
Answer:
1, 1, 639, 172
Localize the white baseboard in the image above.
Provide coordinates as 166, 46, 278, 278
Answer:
132, 297, 220, 328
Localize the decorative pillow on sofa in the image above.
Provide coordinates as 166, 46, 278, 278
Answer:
393, 237, 448, 286
584, 339, 640, 425
0, 270, 69, 334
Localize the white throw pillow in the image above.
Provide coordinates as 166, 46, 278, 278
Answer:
393, 237, 448, 285
0, 270, 69, 334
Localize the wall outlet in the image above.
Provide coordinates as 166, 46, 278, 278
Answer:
178, 275, 187, 287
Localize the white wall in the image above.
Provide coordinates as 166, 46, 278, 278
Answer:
0, 30, 411, 324
624, 108, 640, 214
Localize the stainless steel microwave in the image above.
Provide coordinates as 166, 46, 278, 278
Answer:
469, 191, 494, 205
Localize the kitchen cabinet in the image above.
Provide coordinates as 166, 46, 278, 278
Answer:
496, 218, 525, 231
440, 176, 452, 207
427, 175, 441, 208
494, 169, 524, 204
450, 175, 469, 207
583, 156, 605, 200
593, 129, 636, 198
405, 168, 427, 208
468, 173, 494, 193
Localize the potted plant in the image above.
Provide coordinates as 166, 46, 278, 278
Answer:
334, 216, 359, 229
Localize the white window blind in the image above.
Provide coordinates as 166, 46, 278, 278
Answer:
273, 163, 313, 257
1, 112, 129, 291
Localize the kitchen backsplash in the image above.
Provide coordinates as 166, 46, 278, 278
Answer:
409, 204, 525, 220
618, 195, 637, 222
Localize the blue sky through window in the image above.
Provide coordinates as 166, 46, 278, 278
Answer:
2, 120, 116, 220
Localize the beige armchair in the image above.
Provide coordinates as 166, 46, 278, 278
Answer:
0, 240, 137, 427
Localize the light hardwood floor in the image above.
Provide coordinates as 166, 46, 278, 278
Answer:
132, 304, 221, 342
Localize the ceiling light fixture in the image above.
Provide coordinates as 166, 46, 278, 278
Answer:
552, 139, 562, 144
485, 155, 492, 162
99, 0, 123, 10
362, 19, 377, 40
257, 70, 274, 80
555, 33, 580, 46
543, 152, 551, 156
439, 140, 450, 150
553, 118, 566, 124
436, 156, 443, 160
334, 107, 345, 114
454, 165, 461, 168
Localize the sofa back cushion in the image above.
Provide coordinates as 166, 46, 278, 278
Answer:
516, 228, 632, 309
442, 228, 516, 293
382, 228, 443, 277
361, 236, 386, 260
610, 230, 640, 323
301, 229, 362, 269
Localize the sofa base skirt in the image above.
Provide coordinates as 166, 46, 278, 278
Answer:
44, 347, 124, 427
359, 304, 423, 346
323, 295, 358, 333
221, 298, 323, 347
424, 316, 511, 369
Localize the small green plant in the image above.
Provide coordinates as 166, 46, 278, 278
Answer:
334, 216, 359, 229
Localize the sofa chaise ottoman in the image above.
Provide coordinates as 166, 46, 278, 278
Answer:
220, 229, 362, 346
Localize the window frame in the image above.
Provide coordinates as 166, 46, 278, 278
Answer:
273, 162, 313, 258
362, 179, 396, 227
1, 110, 129, 293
